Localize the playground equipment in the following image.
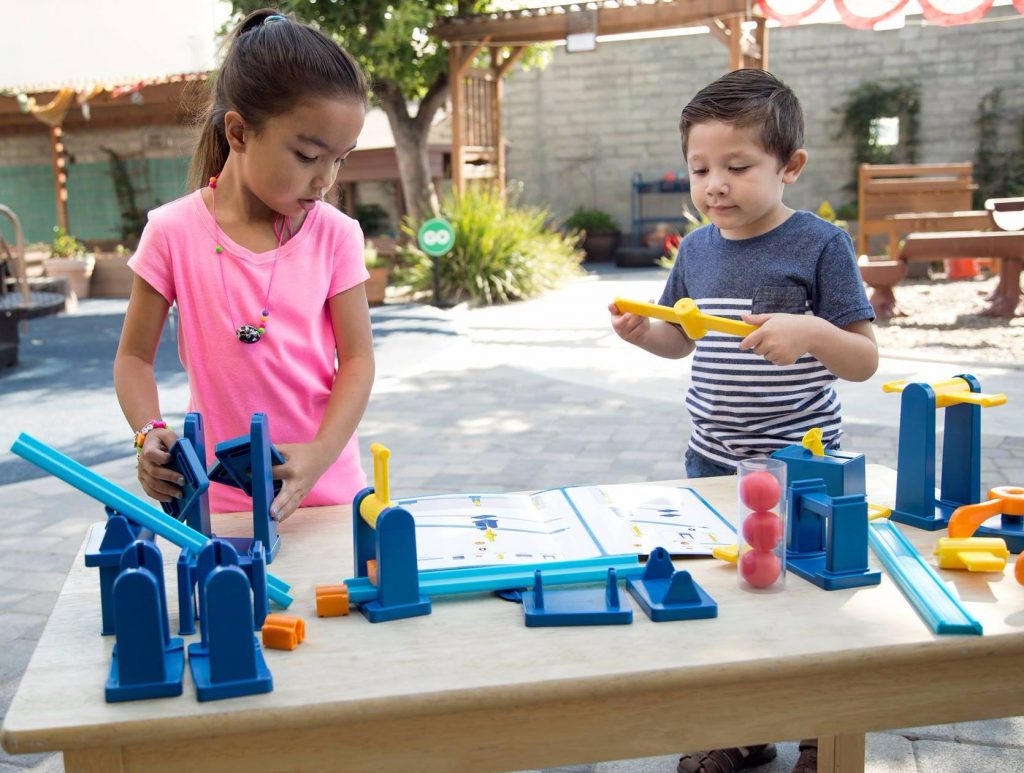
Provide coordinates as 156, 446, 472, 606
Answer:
883, 375, 1007, 531
612, 296, 757, 339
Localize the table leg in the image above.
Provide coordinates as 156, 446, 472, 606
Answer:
817, 733, 866, 772
981, 257, 1022, 317
63, 747, 125, 772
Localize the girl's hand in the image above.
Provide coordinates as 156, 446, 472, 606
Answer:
137, 427, 182, 502
609, 301, 651, 345
269, 442, 332, 523
739, 313, 826, 366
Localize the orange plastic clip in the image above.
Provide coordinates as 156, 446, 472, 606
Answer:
261, 613, 306, 651
367, 559, 378, 586
315, 583, 350, 617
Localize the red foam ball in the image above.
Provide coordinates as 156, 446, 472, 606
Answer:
739, 470, 781, 511
742, 510, 783, 551
740, 549, 781, 588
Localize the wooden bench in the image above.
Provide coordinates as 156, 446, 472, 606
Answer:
857, 162, 977, 258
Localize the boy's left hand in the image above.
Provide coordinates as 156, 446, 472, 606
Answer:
739, 313, 824, 366
268, 442, 332, 523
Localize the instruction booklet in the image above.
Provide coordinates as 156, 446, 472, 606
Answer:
394, 483, 736, 571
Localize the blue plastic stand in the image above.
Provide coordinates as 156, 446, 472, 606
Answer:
180, 413, 212, 535
974, 513, 1024, 554
160, 438, 210, 522
523, 568, 633, 626
891, 375, 983, 531
772, 445, 865, 497
786, 479, 881, 590
187, 540, 273, 702
85, 507, 156, 635
105, 540, 185, 702
626, 547, 717, 621
352, 489, 431, 623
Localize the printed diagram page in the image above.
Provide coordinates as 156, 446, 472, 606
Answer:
558, 484, 735, 557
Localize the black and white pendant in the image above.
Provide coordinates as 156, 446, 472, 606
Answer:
236, 324, 263, 344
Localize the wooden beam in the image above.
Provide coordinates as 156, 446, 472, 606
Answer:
49, 126, 69, 232
455, 35, 491, 78
450, 43, 465, 193
495, 46, 527, 79
434, 0, 748, 44
727, 16, 743, 71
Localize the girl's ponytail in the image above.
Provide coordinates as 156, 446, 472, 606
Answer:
187, 106, 230, 191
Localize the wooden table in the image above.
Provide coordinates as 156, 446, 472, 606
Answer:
3, 466, 1023, 773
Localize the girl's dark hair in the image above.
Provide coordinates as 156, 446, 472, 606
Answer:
188, 8, 369, 190
679, 69, 804, 167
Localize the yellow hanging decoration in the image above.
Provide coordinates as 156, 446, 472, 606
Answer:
25, 88, 76, 128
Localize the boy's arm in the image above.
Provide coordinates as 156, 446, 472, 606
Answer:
608, 302, 695, 359
739, 314, 878, 382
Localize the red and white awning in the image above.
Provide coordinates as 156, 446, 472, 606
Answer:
758, 0, 1020, 27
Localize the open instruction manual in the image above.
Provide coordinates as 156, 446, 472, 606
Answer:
394, 483, 736, 570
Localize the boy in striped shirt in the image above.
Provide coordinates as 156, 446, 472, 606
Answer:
609, 69, 878, 773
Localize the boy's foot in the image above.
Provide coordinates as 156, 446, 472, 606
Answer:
677, 743, 777, 773
792, 741, 817, 773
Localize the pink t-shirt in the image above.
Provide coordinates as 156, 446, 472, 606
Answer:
129, 190, 369, 512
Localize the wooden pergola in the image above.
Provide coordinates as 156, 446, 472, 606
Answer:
434, 0, 768, 193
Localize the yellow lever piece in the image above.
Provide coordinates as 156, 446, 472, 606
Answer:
802, 428, 825, 456
613, 297, 758, 340
881, 378, 1007, 409
934, 537, 1009, 572
868, 503, 892, 521
360, 442, 395, 528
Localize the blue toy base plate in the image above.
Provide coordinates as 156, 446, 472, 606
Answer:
360, 597, 432, 623
187, 637, 273, 701
787, 557, 882, 590
105, 638, 185, 702
625, 578, 717, 622
522, 587, 633, 627
974, 522, 1024, 554
889, 504, 956, 531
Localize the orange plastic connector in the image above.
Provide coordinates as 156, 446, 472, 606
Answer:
949, 486, 1024, 538
261, 614, 306, 651
315, 584, 350, 617
367, 559, 378, 586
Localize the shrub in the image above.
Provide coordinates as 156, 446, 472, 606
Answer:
50, 227, 88, 259
396, 187, 583, 306
562, 207, 619, 234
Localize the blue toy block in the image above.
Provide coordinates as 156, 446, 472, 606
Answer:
523, 568, 633, 626
181, 413, 212, 535
786, 479, 881, 591
160, 438, 210, 523
213, 433, 285, 497
892, 375, 983, 531
177, 539, 269, 636
105, 540, 185, 702
85, 508, 156, 636
771, 444, 865, 498
625, 547, 717, 622
188, 540, 273, 701
352, 494, 431, 623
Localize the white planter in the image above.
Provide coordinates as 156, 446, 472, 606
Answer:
44, 255, 96, 300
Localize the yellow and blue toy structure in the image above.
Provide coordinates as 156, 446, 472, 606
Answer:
947, 484, 1024, 554
883, 374, 1007, 531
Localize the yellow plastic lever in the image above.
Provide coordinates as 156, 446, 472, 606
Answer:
934, 537, 1009, 572
802, 428, 825, 456
359, 442, 395, 528
881, 378, 1008, 409
613, 297, 758, 340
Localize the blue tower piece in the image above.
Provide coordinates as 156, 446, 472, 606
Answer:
177, 537, 269, 636
188, 540, 273, 702
105, 540, 185, 702
85, 507, 156, 635
523, 568, 633, 626
352, 487, 431, 623
160, 438, 210, 524
786, 479, 881, 591
180, 413, 212, 535
626, 547, 717, 622
772, 444, 865, 498
891, 374, 984, 531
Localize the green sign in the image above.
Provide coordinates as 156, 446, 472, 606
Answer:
417, 218, 456, 258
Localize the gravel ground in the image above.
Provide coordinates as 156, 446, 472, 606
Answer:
873, 274, 1023, 365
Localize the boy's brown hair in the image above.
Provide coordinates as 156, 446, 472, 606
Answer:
679, 69, 804, 168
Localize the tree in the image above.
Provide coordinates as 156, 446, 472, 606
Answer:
230, 0, 490, 224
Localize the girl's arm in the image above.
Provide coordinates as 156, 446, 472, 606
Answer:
270, 284, 375, 521
113, 275, 181, 500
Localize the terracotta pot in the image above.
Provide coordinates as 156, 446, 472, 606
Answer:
582, 231, 621, 263
44, 255, 95, 300
365, 266, 388, 306
90, 253, 135, 298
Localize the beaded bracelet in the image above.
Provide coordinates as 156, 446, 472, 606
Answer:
134, 419, 168, 456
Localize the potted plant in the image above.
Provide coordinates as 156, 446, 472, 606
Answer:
364, 241, 389, 306
563, 207, 621, 263
44, 227, 95, 299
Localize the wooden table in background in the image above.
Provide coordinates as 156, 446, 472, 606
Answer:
3, 466, 1023, 773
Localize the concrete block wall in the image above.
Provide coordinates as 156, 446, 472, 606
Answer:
503, 9, 1024, 232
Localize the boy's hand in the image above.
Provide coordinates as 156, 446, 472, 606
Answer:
608, 301, 651, 345
269, 442, 333, 523
739, 313, 825, 366
137, 427, 182, 502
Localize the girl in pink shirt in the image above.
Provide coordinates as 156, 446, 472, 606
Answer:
114, 9, 374, 521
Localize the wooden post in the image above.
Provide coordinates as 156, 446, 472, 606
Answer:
49, 125, 69, 232
490, 48, 505, 195
449, 43, 465, 195
727, 16, 743, 71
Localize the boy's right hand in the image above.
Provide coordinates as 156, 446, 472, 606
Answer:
136, 427, 183, 502
608, 301, 651, 345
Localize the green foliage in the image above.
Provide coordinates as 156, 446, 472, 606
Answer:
364, 241, 386, 269
396, 186, 583, 306
50, 227, 88, 259
836, 80, 921, 210
562, 207, 619, 234
974, 88, 1024, 206
102, 147, 148, 244
355, 203, 391, 237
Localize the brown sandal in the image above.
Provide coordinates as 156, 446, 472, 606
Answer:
677, 743, 778, 773
791, 741, 817, 773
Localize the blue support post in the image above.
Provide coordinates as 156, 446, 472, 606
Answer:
85, 509, 155, 636
182, 412, 212, 536
160, 438, 210, 524
523, 568, 633, 626
359, 505, 431, 623
250, 413, 280, 562
626, 547, 717, 622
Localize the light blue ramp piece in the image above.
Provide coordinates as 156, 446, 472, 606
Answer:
10, 433, 293, 608
868, 521, 982, 636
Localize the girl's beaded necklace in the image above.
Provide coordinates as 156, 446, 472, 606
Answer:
209, 175, 292, 344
